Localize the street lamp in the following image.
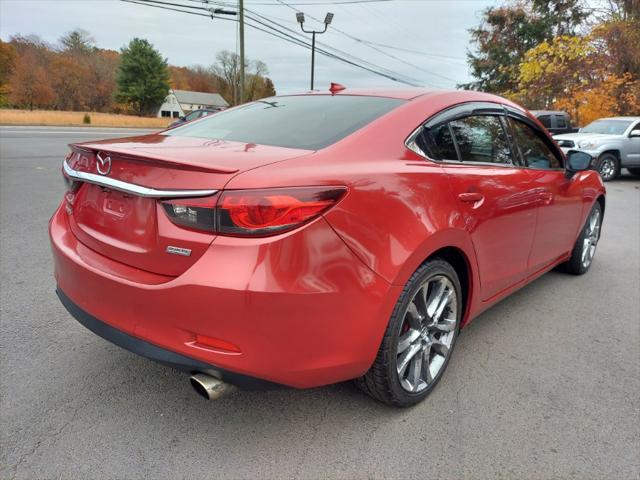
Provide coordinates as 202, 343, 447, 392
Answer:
296, 11, 334, 91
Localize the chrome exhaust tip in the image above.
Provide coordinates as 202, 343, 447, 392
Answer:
189, 373, 236, 400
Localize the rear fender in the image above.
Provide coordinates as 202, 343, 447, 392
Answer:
390, 228, 480, 326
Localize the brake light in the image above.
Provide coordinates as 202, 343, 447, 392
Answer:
161, 187, 347, 236
217, 187, 347, 236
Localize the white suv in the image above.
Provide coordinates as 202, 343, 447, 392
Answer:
554, 117, 640, 181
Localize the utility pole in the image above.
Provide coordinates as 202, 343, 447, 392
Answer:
205, 5, 240, 101
296, 12, 334, 91
239, 0, 246, 104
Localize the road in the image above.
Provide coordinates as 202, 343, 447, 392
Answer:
1, 126, 639, 479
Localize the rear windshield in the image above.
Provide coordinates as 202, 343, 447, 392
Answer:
166, 95, 405, 150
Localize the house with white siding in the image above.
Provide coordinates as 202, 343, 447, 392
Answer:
157, 89, 229, 118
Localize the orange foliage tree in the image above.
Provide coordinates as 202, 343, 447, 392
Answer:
0, 40, 16, 106
512, 18, 640, 126
9, 50, 54, 110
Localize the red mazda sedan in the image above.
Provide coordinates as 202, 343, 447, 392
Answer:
50, 88, 605, 406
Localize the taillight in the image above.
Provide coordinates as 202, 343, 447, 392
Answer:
217, 187, 347, 236
62, 173, 81, 193
161, 195, 218, 232
62, 154, 81, 213
160, 187, 347, 236
62, 154, 81, 194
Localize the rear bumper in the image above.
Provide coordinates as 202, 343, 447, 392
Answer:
50, 204, 399, 388
56, 288, 280, 389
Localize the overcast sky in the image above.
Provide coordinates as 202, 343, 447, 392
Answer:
0, 0, 498, 94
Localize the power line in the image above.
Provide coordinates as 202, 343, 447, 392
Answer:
184, 0, 466, 67
244, 8, 424, 85
122, 0, 237, 20
271, 0, 460, 84
244, 1, 429, 4
123, 0, 422, 86
359, 40, 466, 62
244, 11, 421, 85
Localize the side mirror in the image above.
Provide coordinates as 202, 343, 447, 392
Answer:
630, 130, 640, 138
565, 150, 593, 177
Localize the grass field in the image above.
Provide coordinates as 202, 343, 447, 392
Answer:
0, 109, 172, 128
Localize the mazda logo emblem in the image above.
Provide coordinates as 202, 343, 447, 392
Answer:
96, 152, 112, 176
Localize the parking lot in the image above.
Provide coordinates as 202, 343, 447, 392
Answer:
1, 125, 638, 479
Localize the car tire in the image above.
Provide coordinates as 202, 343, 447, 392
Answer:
627, 167, 640, 176
563, 203, 603, 275
355, 258, 462, 407
596, 153, 620, 182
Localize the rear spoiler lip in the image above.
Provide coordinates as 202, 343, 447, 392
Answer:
69, 143, 240, 174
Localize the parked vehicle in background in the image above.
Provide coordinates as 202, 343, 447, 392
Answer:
51, 88, 605, 407
531, 110, 578, 135
554, 117, 640, 181
168, 108, 223, 128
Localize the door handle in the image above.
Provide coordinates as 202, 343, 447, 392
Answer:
539, 191, 553, 204
458, 192, 484, 203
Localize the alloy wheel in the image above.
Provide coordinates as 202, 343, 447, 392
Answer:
396, 275, 458, 393
582, 208, 601, 268
599, 157, 616, 181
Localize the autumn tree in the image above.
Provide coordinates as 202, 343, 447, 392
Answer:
249, 76, 276, 100
9, 34, 52, 61
188, 65, 223, 92
50, 55, 91, 110
462, 0, 587, 93
0, 40, 16, 106
9, 50, 54, 109
514, 26, 640, 125
87, 49, 119, 111
515, 35, 594, 109
115, 38, 170, 115
168, 65, 223, 93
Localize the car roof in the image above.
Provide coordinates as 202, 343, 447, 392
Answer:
286, 87, 527, 105
594, 116, 640, 121
293, 87, 443, 100
530, 110, 568, 116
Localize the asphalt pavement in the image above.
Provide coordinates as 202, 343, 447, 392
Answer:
1, 125, 639, 479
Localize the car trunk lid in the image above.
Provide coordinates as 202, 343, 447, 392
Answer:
65, 134, 312, 276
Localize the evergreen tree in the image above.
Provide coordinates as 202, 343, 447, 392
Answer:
116, 38, 169, 115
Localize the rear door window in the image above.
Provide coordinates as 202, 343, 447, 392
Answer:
556, 116, 567, 128
416, 123, 458, 161
449, 115, 513, 164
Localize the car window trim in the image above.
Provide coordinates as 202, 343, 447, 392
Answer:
405, 101, 522, 169
498, 111, 525, 168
